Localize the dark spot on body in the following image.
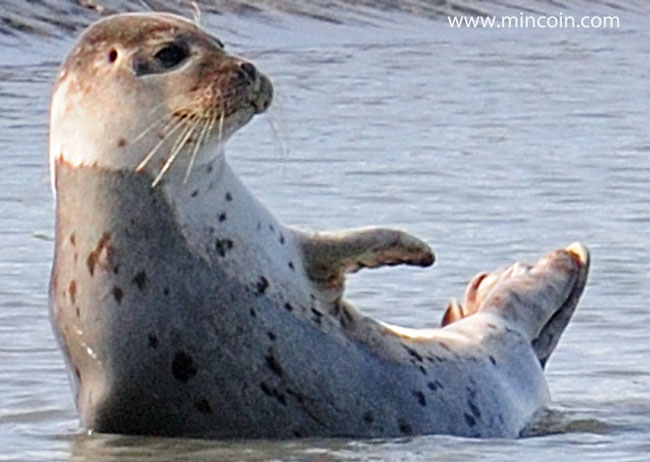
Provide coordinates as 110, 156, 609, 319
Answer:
268, 224, 275, 232
311, 308, 323, 325
148, 334, 158, 349
68, 280, 77, 304
267, 331, 276, 341
363, 410, 374, 424
468, 400, 482, 419
487, 322, 497, 329
112, 286, 124, 304
250, 308, 257, 318
412, 390, 426, 407
117, 138, 127, 148
279, 233, 285, 245
265, 351, 283, 377
464, 412, 476, 427
259, 382, 287, 405
113, 265, 119, 274
207, 164, 213, 173
75, 306, 80, 318
286, 389, 308, 408
215, 239, 233, 257
195, 399, 213, 414
69, 233, 76, 246
440, 342, 452, 352
397, 418, 412, 435
260, 381, 273, 396
489, 355, 497, 365
218, 212, 227, 222
225, 192, 232, 201
427, 380, 444, 391
419, 366, 427, 375
74, 366, 81, 380
163, 287, 170, 296
191, 190, 199, 198
171, 351, 197, 382
132, 270, 147, 291
292, 430, 302, 437
403, 345, 423, 363
256, 276, 269, 294
284, 303, 294, 312
288, 261, 295, 271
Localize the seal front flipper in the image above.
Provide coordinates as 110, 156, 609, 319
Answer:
297, 227, 434, 300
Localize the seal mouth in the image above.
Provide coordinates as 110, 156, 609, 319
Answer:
251, 74, 273, 114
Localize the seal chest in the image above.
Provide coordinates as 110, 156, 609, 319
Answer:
49, 12, 590, 439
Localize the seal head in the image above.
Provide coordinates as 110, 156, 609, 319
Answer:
50, 12, 272, 186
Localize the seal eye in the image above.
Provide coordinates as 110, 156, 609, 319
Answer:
108, 49, 118, 63
154, 43, 189, 70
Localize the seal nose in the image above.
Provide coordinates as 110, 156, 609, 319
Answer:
237, 61, 258, 84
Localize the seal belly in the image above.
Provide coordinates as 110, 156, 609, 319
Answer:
50, 163, 531, 438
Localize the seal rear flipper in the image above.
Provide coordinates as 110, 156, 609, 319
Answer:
297, 227, 434, 300
442, 243, 590, 367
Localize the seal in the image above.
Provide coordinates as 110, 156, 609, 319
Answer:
49, 12, 591, 439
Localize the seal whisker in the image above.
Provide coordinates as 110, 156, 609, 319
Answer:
216, 109, 225, 145
130, 97, 186, 144
183, 112, 215, 183
152, 115, 201, 186
135, 115, 189, 173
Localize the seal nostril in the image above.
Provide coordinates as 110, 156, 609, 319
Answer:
238, 62, 257, 82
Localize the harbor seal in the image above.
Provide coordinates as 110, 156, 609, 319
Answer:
49, 12, 590, 439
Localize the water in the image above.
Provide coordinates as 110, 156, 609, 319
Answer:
1, 0, 650, 460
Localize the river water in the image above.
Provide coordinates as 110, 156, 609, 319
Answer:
1, 0, 650, 460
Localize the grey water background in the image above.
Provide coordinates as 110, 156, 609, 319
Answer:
1, 0, 650, 460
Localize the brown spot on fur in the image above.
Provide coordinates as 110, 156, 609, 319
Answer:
68, 280, 77, 304
69, 233, 76, 246
117, 138, 127, 147
86, 232, 111, 276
